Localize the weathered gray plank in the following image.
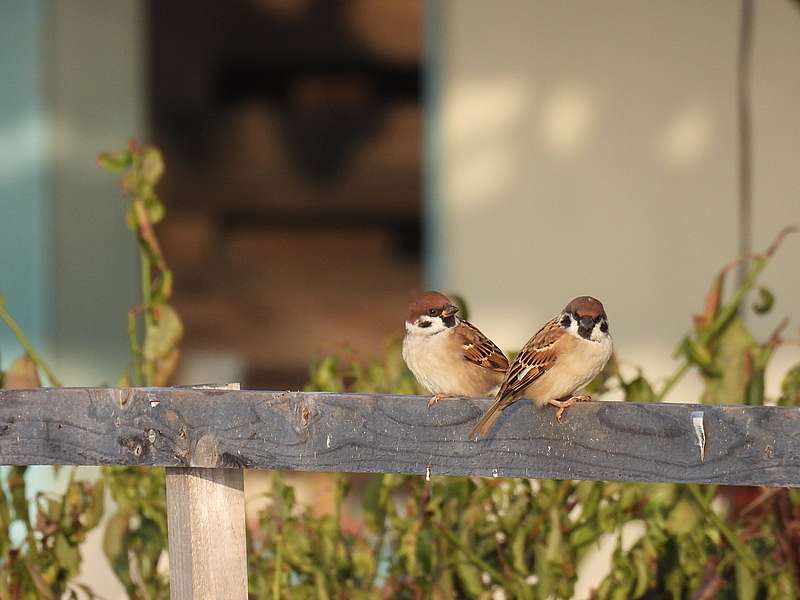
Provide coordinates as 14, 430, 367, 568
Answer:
0, 387, 798, 486
165, 384, 248, 600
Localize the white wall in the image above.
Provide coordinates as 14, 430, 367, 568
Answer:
431, 0, 800, 402
47, 0, 144, 386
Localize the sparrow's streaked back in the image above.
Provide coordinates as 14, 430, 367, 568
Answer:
471, 295, 612, 438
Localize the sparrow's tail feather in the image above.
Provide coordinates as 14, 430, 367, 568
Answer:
470, 400, 509, 440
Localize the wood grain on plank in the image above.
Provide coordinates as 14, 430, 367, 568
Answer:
166, 467, 247, 600
0, 387, 798, 486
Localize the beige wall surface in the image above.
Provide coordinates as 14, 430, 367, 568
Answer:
432, 0, 800, 401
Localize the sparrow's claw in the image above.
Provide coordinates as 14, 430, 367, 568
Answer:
428, 394, 449, 408
548, 395, 592, 422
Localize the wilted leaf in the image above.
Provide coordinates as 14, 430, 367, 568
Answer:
3, 355, 41, 388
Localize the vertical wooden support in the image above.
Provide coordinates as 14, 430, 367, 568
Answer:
166, 384, 248, 600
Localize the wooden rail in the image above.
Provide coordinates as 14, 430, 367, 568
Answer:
1, 386, 798, 598
0, 386, 797, 485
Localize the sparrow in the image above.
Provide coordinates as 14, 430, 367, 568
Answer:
470, 295, 612, 438
402, 291, 509, 407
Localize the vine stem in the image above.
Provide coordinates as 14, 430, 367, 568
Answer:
0, 298, 63, 387
140, 246, 156, 386
436, 523, 505, 585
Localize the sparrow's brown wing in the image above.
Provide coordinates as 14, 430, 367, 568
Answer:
457, 321, 509, 372
471, 318, 562, 439
497, 318, 562, 403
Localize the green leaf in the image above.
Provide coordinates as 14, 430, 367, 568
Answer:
751, 286, 774, 314
665, 499, 698, 535
143, 304, 183, 361
8, 466, 30, 526
102, 511, 128, 564
97, 150, 132, 174
701, 316, 754, 404
632, 551, 650, 598
54, 533, 80, 578
681, 338, 719, 377
447, 293, 470, 321
80, 480, 105, 530
569, 523, 599, 548
0, 485, 11, 558
624, 374, 657, 402
778, 364, 800, 406
147, 200, 165, 224
141, 147, 164, 185
735, 562, 757, 600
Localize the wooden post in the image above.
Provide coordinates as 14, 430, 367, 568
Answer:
165, 384, 248, 600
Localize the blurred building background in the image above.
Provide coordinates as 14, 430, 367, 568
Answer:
1, 1, 800, 598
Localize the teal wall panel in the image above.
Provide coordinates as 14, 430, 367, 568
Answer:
0, 0, 49, 362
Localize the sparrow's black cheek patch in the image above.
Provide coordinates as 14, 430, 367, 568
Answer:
443, 315, 456, 328
418, 321, 432, 328
561, 315, 572, 328
600, 321, 609, 333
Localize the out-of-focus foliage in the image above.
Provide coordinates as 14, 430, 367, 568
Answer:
248, 228, 800, 599
97, 140, 182, 388
1, 143, 799, 599
0, 463, 104, 599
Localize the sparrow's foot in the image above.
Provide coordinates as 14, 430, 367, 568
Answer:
428, 394, 451, 408
549, 395, 592, 422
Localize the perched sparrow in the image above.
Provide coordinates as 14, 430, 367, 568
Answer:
471, 296, 612, 438
402, 291, 509, 407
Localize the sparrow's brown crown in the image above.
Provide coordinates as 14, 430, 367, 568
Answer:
563, 296, 606, 319
406, 291, 456, 323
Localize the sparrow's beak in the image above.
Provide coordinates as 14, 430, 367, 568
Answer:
578, 316, 595, 330
442, 304, 459, 317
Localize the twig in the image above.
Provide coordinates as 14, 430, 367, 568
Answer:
127, 310, 143, 386
0, 297, 63, 387
736, 0, 755, 285
435, 522, 505, 585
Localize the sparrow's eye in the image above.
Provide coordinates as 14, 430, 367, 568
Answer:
428, 308, 439, 317
560, 315, 572, 328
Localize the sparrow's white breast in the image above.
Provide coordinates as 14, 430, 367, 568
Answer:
528, 333, 612, 405
402, 328, 501, 397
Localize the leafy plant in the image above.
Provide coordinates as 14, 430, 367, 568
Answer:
2, 143, 799, 599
